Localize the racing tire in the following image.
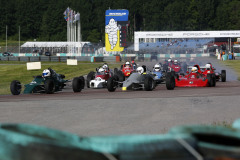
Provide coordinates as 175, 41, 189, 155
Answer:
212, 74, 216, 87
72, 77, 82, 92
44, 79, 55, 94
207, 74, 214, 87
79, 76, 85, 89
166, 73, 175, 90
171, 71, 176, 77
114, 68, 118, 75
221, 70, 226, 82
144, 76, 154, 91
10, 80, 22, 95
117, 71, 125, 82
107, 77, 117, 92
87, 71, 95, 88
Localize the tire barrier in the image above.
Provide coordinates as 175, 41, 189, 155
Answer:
1, 120, 240, 160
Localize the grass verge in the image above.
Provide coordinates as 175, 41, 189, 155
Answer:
0, 62, 120, 95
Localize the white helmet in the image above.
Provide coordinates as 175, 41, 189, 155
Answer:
168, 59, 172, 62
102, 64, 108, 70
125, 61, 130, 65
98, 67, 105, 73
174, 60, 178, 64
205, 64, 211, 70
42, 69, 51, 77
191, 67, 198, 73
136, 67, 144, 74
154, 64, 161, 71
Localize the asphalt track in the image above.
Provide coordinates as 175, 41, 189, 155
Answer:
0, 57, 240, 136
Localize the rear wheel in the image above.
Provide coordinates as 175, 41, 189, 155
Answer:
10, 80, 22, 95
107, 77, 117, 92
45, 79, 55, 94
79, 76, 85, 89
166, 73, 175, 90
221, 70, 226, 82
117, 71, 125, 82
72, 77, 82, 92
87, 71, 95, 88
144, 76, 154, 91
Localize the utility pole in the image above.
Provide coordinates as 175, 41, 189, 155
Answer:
6, 25, 7, 52
19, 26, 21, 54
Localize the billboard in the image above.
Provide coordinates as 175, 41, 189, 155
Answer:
105, 9, 129, 52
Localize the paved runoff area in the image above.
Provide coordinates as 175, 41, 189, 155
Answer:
0, 57, 240, 136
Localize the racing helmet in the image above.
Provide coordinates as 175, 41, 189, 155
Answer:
205, 63, 211, 70
174, 59, 178, 64
131, 60, 135, 64
125, 61, 130, 67
98, 67, 105, 74
191, 67, 198, 73
102, 64, 108, 71
42, 69, 51, 77
168, 59, 172, 62
154, 64, 161, 72
136, 67, 144, 74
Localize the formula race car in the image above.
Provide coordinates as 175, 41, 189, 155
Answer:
152, 63, 166, 84
10, 68, 84, 95
114, 61, 137, 81
163, 59, 187, 73
86, 66, 113, 89
202, 63, 226, 82
166, 65, 216, 90
107, 66, 155, 92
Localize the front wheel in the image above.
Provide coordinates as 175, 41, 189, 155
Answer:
10, 80, 22, 95
207, 74, 213, 87
166, 73, 175, 90
144, 76, 154, 91
107, 77, 118, 92
72, 77, 82, 92
45, 79, 55, 94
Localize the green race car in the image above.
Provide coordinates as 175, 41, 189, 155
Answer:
10, 68, 84, 95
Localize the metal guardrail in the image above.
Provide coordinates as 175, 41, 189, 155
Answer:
0, 56, 93, 62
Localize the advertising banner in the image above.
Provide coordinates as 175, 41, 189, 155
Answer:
105, 10, 129, 52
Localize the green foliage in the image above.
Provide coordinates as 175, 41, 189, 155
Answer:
0, 0, 240, 42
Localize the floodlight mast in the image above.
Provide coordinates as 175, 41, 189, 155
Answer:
64, 8, 81, 56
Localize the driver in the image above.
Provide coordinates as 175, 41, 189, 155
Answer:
136, 66, 144, 74
205, 63, 211, 70
174, 60, 178, 65
125, 61, 131, 68
42, 69, 51, 77
191, 67, 198, 73
102, 63, 109, 72
153, 64, 161, 72
98, 67, 105, 75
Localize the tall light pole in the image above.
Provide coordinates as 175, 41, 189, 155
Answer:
19, 26, 21, 54
6, 25, 7, 52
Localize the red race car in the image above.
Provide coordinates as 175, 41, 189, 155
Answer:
114, 61, 136, 81
202, 63, 226, 82
163, 59, 187, 73
166, 65, 216, 90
